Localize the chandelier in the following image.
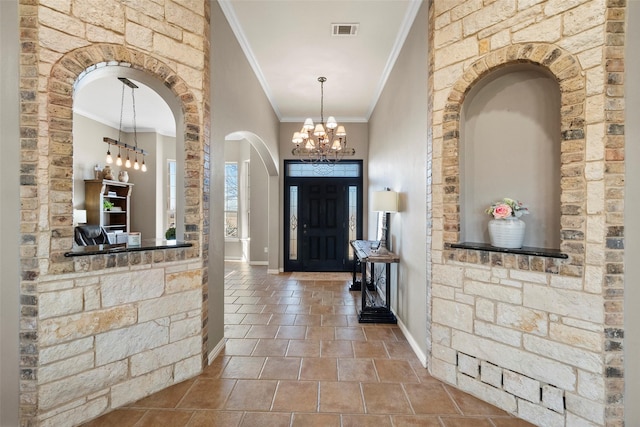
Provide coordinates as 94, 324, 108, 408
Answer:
104, 77, 148, 172
291, 77, 355, 163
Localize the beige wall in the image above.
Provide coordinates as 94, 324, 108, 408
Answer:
625, 2, 640, 425
368, 1, 429, 363
0, 1, 21, 425
210, 1, 281, 349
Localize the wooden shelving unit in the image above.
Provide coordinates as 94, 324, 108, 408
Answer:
84, 180, 133, 238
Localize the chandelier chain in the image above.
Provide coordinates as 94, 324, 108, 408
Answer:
118, 83, 125, 144
319, 76, 325, 125
131, 86, 138, 149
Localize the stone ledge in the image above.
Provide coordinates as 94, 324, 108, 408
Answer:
449, 242, 568, 259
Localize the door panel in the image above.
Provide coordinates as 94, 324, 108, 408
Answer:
301, 181, 344, 271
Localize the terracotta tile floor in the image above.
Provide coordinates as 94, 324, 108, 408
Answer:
84, 262, 534, 427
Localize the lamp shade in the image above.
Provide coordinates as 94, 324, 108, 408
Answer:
372, 190, 398, 213
73, 209, 87, 225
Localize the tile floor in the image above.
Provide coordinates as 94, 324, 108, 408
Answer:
84, 262, 534, 427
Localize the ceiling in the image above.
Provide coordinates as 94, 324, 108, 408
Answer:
74, 0, 421, 135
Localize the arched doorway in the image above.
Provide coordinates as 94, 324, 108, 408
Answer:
224, 131, 278, 271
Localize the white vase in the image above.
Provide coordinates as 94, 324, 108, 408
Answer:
118, 170, 129, 183
488, 217, 526, 249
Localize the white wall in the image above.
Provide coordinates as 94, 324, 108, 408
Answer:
0, 1, 21, 425
625, 1, 640, 425
367, 1, 429, 363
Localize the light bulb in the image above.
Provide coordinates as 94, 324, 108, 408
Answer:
106, 150, 113, 164
125, 155, 131, 168
134, 157, 140, 170
141, 160, 147, 172
116, 154, 122, 166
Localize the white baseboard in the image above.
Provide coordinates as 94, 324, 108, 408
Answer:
395, 313, 428, 368
268, 268, 280, 274
207, 337, 226, 365
249, 261, 268, 266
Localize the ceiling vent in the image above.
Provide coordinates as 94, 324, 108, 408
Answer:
331, 23, 359, 36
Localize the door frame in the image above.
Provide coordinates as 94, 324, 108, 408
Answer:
283, 160, 363, 272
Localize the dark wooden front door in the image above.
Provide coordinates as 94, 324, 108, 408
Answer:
300, 180, 345, 271
284, 161, 363, 272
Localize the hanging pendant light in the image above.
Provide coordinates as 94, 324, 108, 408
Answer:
291, 76, 355, 163
116, 144, 123, 166
103, 77, 148, 173
106, 143, 113, 164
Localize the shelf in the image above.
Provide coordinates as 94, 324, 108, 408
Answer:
65, 240, 192, 257
449, 242, 567, 259
85, 179, 132, 234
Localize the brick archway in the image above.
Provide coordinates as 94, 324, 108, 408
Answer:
441, 43, 587, 275
46, 43, 203, 273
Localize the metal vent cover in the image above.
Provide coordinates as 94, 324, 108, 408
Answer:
331, 23, 359, 36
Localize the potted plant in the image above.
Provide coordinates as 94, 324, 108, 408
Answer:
165, 226, 176, 240
103, 200, 114, 211
485, 197, 529, 248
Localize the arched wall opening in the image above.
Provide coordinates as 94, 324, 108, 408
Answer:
72, 65, 182, 242
44, 44, 205, 269
224, 131, 278, 269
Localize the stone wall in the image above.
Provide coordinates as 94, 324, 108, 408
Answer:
18, 1, 211, 425
36, 258, 202, 427
429, 1, 625, 426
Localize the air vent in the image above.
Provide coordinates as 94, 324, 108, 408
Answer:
332, 23, 359, 36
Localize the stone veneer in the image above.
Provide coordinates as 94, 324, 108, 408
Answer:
18, 1, 211, 425
429, 1, 625, 426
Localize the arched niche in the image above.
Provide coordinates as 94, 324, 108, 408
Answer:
460, 64, 561, 249
73, 65, 181, 241
442, 43, 587, 273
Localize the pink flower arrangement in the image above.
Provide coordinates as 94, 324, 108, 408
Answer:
485, 198, 529, 219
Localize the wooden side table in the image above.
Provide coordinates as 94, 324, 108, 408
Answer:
350, 240, 399, 324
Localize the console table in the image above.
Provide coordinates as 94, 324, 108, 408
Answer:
350, 240, 399, 324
